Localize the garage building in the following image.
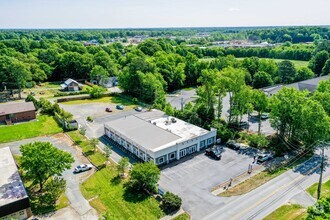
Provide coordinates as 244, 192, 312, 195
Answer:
104, 110, 217, 165
0, 102, 36, 124
0, 147, 32, 220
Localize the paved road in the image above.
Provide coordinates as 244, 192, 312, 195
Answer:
203, 150, 330, 220
166, 89, 197, 110
0, 135, 98, 220
159, 147, 261, 219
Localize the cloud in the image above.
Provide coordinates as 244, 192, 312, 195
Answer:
228, 7, 240, 12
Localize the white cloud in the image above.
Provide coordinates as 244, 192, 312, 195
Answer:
228, 7, 240, 12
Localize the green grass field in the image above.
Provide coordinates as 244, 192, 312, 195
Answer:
200, 57, 309, 68
61, 95, 136, 108
173, 213, 190, 220
306, 178, 330, 198
81, 166, 164, 220
0, 115, 63, 143
263, 204, 307, 220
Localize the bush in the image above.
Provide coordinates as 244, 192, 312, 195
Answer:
87, 116, 93, 122
161, 192, 182, 214
87, 85, 107, 99
211, 119, 235, 142
247, 134, 269, 149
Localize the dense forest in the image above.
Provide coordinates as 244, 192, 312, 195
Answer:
0, 26, 330, 105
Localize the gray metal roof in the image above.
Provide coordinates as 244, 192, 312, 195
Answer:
0, 102, 36, 116
0, 147, 28, 206
105, 115, 181, 150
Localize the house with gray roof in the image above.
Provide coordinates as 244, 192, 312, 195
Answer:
60, 79, 82, 91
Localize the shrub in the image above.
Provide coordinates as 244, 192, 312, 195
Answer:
87, 85, 107, 99
87, 116, 93, 122
211, 119, 235, 142
161, 192, 182, 214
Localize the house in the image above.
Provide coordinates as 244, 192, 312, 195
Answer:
0, 102, 36, 124
0, 147, 32, 220
98, 77, 118, 88
262, 75, 329, 96
60, 79, 82, 91
104, 110, 217, 165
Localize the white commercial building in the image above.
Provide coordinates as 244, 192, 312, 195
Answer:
104, 110, 217, 165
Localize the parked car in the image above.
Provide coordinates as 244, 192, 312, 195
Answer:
74, 164, 93, 173
261, 113, 269, 120
135, 106, 142, 112
256, 153, 274, 163
239, 121, 249, 128
205, 146, 222, 160
225, 140, 240, 150
105, 107, 113, 112
116, 105, 124, 110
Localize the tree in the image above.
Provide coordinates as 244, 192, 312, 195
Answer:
20, 142, 74, 192
277, 60, 296, 84
79, 126, 87, 135
252, 90, 269, 134
298, 100, 330, 147
89, 138, 99, 151
307, 196, 330, 219
295, 67, 314, 82
161, 192, 182, 214
322, 59, 330, 76
270, 87, 309, 140
309, 50, 329, 76
117, 157, 129, 176
217, 67, 246, 123
104, 145, 112, 158
128, 161, 160, 193
90, 65, 109, 82
252, 71, 273, 89
87, 85, 106, 99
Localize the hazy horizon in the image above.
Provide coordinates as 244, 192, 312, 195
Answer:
1, 0, 330, 29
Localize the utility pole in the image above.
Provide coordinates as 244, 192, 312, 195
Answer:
317, 142, 330, 200
180, 97, 184, 111
317, 146, 325, 200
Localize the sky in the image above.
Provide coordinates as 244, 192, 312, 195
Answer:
0, 0, 329, 29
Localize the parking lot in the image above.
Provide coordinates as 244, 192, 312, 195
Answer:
159, 146, 261, 219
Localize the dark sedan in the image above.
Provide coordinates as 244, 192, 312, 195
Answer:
205, 146, 222, 160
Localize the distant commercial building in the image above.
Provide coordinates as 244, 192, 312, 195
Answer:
0, 102, 36, 124
104, 110, 217, 165
262, 75, 329, 96
60, 79, 83, 91
0, 147, 32, 220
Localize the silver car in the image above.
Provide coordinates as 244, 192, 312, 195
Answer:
74, 164, 93, 173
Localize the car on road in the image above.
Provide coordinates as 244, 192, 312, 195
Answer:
116, 105, 124, 110
225, 140, 240, 150
135, 106, 143, 112
74, 164, 93, 173
261, 113, 269, 120
105, 107, 113, 112
205, 146, 222, 160
256, 153, 274, 163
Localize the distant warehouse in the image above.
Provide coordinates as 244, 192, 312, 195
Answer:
104, 110, 217, 165
0, 102, 36, 125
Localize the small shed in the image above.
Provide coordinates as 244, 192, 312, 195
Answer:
61, 79, 82, 91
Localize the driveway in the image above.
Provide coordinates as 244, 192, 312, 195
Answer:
0, 134, 98, 220
159, 147, 261, 219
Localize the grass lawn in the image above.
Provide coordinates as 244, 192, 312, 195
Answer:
263, 204, 307, 220
66, 130, 108, 167
306, 178, 330, 199
56, 193, 70, 210
61, 94, 136, 108
81, 165, 164, 220
173, 212, 190, 220
219, 169, 285, 197
0, 114, 63, 143
219, 156, 309, 197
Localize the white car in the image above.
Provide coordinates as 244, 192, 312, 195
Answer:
256, 153, 274, 163
74, 164, 93, 173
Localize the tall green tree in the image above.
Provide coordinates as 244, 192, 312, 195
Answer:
252, 89, 269, 134
309, 50, 329, 76
20, 142, 74, 192
129, 161, 160, 193
295, 67, 314, 82
277, 60, 296, 84
252, 71, 273, 89
322, 59, 330, 76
